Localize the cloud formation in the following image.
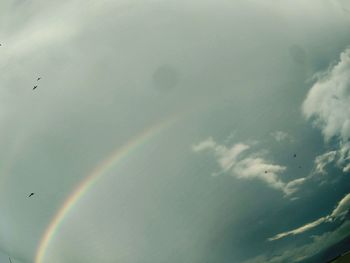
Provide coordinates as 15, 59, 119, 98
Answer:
313, 151, 337, 175
192, 137, 305, 196
1, 0, 349, 262
269, 193, 350, 241
337, 142, 350, 172
270, 131, 293, 143
303, 48, 350, 178
309, 141, 350, 179
245, 220, 350, 263
303, 48, 350, 142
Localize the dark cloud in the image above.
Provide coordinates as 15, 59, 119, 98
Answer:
1, 0, 350, 262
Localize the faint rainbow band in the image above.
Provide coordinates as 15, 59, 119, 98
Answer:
35, 117, 178, 263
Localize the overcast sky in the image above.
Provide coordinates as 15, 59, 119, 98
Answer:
1, 0, 350, 262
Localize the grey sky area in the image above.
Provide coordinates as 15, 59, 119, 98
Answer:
1, 0, 350, 262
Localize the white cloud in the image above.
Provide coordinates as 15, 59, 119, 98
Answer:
192, 137, 217, 152
192, 137, 249, 172
267, 49, 350, 249
192, 138, 305, 196
245, 220, 350, 263
330, 193, 350, 219
268, 216, 328, 241
233, 157, 286, 190
314, 151, 337, 175
344, 163, 350, 172
303, 48, 350, 142
303, 48, 350, 177
270, 131, 293, 143
310, 143, 350, 178
284, 177, 307, 196
269, 193, 350, 241
336, 142, 350, 172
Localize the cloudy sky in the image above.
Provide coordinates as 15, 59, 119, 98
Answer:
1, 0, 350, 262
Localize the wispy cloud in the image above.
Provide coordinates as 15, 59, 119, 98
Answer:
330, 193, 350, 219
313, 151, 337, 175
302, 48, 350, 142
269, 192, 350, 241
245, 220, 350, 263
268, 217, 328, 241
192, 137, 305, 196
337, 142, 350, 172
303, 48, 350, 178
192, 137, 249, 173
270, 131, 293, 143
310, 142, 350, 179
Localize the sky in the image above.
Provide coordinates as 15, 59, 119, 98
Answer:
1, 0, 350, 262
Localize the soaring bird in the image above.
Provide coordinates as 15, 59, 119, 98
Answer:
37, 77, 41, 81
33, 85, 38, 90
28, 193, 34, 197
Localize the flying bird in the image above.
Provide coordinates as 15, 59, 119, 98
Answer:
33, 85, 38, 90
264, 170, 268, 174
293, 154, 296, 158
37, 77, 41, 81
28, 193, 34, 197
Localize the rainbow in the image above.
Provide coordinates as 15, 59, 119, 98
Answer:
35, 118, 177, 263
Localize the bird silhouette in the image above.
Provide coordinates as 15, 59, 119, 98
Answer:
28, 193, 34, 197
37, 77, 41, 81
33, 85, 38, 90
293, 154, 296, 158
